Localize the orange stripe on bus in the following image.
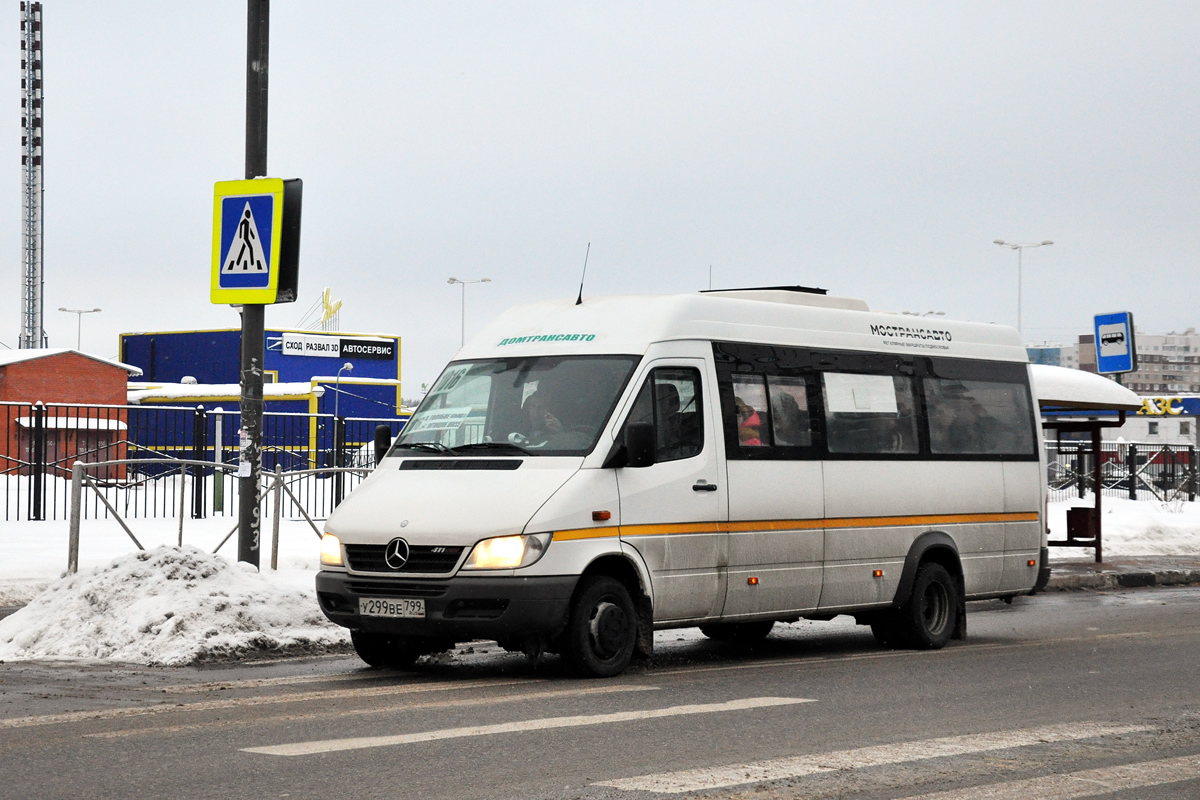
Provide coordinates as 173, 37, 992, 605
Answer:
552, 511, 1039, 541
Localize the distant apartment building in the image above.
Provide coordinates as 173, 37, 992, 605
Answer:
1078, 328, 1200, 393
1026, 343, 1079, 368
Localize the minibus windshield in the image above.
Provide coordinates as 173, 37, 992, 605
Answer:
393, 355, 640, 456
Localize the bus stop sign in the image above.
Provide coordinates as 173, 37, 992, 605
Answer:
1094, 311, 1136, 374
211, 177, 302, 305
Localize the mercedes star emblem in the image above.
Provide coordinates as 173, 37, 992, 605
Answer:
384, 537, 410, 570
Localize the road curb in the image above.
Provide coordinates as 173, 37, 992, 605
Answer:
1044, 569, 1200, 591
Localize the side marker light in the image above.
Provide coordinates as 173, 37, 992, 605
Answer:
747, 576, 759, 586
1028, 559, 1037, 567
873, 569, 884, 578
592, 510, 611, 522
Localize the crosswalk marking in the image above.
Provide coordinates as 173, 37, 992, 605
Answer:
84, 684, 657, 739
0, 677, 529, 730
241, 696, 814, 757
901, 753, 1200, 799
597, 722, 1151, 794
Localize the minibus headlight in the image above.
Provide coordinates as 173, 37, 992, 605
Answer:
320, 533, 344, 567
463, 533, 552, 570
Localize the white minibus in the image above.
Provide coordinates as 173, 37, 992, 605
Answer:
316, 288, 1047, 677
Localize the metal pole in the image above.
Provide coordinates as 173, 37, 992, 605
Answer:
1092, 423, 1103, 563
271, 463, 282, 570
1017, 246, 1023, 337
213, 409, 224, 512
1190, 445, 1197, 502
460, 282, 466, 346
31, 402, 45, 520
177, 463, 186, 547
238, 0, 269, 568
192, 405, 206, 519
333, 416, 345, 507
68, 461, 82, 574
1128, 444, 1137, 500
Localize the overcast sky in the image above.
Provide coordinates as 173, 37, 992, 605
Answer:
3, 2, 1198, 392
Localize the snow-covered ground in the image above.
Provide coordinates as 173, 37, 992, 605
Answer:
1048, 496, 1200, 558
0, 496, 1196, 665
0, 546, 345, 664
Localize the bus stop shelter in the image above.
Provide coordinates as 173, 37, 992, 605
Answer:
1031, 364, 1142, 562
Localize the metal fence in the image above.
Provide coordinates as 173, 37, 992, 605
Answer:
0, 401, 404, 522
8, 401, 1194, 522
1046, 440, 1198, 504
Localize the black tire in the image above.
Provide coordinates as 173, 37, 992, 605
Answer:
896, 563, 958, 649
561, 576, 638, 678
698, 620, 775, 642
350, 630, 423, 669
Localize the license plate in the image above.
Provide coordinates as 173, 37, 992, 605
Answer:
358, 597, 425, 618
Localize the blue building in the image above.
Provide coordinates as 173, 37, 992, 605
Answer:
119, 327, 403, 420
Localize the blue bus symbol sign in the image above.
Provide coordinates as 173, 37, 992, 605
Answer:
1094, 311, 1136, 374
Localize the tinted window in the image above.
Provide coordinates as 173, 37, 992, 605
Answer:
822, 373, 919, 454
768, 376, 812, 447
924, 378, 1035, 455
625, 367, 704, 462
731, 375, 771, 447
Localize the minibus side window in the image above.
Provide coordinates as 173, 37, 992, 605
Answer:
731, 375, 772, 447
767, 376, 812, 447
625, 368, 704, 462
822, 372, 920, 455
924, 378, 1035, 456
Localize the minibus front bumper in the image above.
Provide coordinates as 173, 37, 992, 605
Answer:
315, 571, 578, 642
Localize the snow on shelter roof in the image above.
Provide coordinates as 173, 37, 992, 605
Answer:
0, 348, 142, 375
1030, 364, 1141, 411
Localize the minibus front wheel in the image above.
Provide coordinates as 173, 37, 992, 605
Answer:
561, 576, 638, 678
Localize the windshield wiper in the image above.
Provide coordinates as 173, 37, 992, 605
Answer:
395, 441, 453, 453
449, 442, 528, 455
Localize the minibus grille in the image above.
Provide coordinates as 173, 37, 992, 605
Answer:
345, 580, 449, 598
344, 544, 465, 574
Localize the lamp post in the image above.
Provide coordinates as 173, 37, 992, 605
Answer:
993, 240, 1053, 337
334, 362, 353, 419
58, 307, 101, 350
447, 277, 491, 346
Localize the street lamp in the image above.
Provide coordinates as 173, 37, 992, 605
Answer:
334, 362, 353, 419
447, 277, 491, 346
993, 240, 1053, 337
58, 307, 101, 350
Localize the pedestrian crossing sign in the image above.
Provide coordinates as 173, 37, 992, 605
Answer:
211, 177, 302, 304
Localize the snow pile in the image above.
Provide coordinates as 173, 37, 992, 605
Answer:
1049, 497, 1200, 557
0, 545, 348, 665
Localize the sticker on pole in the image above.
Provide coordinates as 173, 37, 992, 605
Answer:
1093, 311, 1137, 374
211, 178, 303, 305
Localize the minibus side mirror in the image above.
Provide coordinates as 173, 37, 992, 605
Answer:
625, 422, 656, 468
374, 424, 393, 466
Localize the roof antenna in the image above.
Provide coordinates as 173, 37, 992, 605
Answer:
575, 242, 591, 306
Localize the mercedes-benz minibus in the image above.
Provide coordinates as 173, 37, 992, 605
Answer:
316, 288, 1046, 677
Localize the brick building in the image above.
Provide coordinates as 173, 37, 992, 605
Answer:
0, 349, 142, 477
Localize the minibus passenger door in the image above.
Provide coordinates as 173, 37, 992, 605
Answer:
612, 363, 726, 622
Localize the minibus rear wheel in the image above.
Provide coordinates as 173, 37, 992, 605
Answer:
896, 563, 958, 649
561, 576, 638, 678
350, 630, 422, 669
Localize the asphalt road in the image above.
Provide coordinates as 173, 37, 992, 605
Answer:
1, 586, 1198, 800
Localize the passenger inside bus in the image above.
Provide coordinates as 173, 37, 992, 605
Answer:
735, 397, 764, 446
